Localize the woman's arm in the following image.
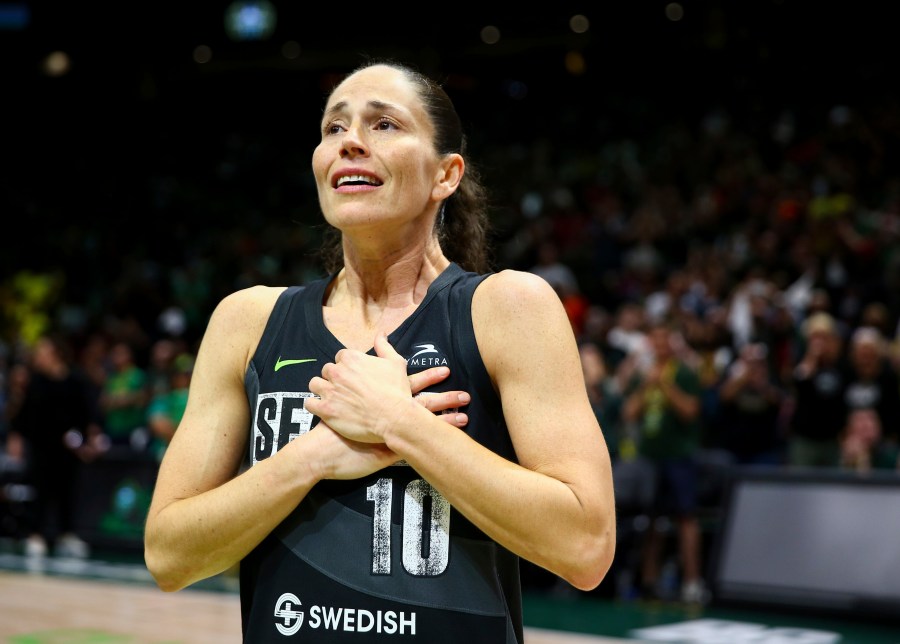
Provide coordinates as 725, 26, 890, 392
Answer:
144, 286, 303, 591
448, 270, 615, 589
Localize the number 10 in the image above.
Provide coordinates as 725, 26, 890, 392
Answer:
366, 477, 450, 577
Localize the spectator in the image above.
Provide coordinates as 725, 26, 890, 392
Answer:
840, 408, 899, 473
76, 332, 110, 403
99, 340, 149, 450
621, 318, 707, 604
2, 362, 30, 458
843, 326, 900, 447
606, 301, 648, 370
8, 334, 104, 558
716, 342, 787, 466
787, 311, 848, 468
146, 352, 194, 462
579, 341, 623, 460
529, 239, 580, 297
145, 337, 181, 401
859, 302, 894, 341
529, 240, 588, 334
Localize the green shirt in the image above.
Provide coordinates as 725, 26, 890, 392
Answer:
146, 387, 189, 460
629, 361, 702, 461
102, 366, 148, 438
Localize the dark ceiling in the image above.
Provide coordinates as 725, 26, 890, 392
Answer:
1, 0, 898, 281
5, 1, 897, 107
2, 1, 897, 203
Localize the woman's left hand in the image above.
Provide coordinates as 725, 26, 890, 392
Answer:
306, 333, 469, 443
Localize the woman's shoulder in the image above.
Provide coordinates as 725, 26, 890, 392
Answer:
218, 283, 288, 309
208, 285, 290, 335
198, 286, 293, 373
476, 268, 561, 309
473, 269, 571, 350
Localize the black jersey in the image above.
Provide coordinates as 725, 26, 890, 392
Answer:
241, 263, 524, 643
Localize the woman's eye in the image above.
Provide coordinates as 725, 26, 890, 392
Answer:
323, 123, 343, 135
375, 118, 396, 131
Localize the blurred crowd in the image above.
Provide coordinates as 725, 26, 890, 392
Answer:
1, 68, 900, 606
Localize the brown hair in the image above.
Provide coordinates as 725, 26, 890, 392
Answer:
317, 58, 493, 275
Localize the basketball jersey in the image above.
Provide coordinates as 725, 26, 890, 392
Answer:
240, 263, 524, 643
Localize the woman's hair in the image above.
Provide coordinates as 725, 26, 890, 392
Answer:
318, 58, 493, 275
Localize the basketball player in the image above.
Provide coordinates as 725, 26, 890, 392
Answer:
144, 59, 616, 643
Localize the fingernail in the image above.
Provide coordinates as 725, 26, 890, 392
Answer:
457, 393, 471, 404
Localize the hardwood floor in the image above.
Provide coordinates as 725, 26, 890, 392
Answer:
0, 567, 626, 643
1, 571, 242, 643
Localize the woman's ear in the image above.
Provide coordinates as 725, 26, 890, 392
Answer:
433, 153, 464, 201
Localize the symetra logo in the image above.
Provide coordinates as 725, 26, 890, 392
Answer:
409, 344, 437, 360
274, 356, 317, 372
406, 343, 448, 369
273, 593, 416, 637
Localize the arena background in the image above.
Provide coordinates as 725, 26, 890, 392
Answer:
4, 0, 898, 308
2, 1, 900, 642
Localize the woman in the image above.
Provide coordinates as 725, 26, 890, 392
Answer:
144, 59, 615, 643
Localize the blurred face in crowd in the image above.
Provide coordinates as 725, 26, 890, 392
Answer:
741, 343, 770, 386
31, 338, 56, 374
846, 408, 881, 448
579, 342, 607, 386
616, 303, 644, 331
807, 328, 842, 364
30, 337, 66, 377
150, 339, 177, 368
648, 325, 674, 362
109, 342, 134, 370
849, 330, 883, 379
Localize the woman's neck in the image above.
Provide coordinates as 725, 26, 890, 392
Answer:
336, 235, 449, 306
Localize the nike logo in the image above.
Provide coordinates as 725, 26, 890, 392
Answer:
274, 357, 317, 372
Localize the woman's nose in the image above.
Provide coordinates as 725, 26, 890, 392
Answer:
340, 123, 368, 158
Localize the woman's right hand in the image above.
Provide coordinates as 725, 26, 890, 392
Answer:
307, 362, 470, 481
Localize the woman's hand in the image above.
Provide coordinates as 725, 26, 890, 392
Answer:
306, 333, 469, 444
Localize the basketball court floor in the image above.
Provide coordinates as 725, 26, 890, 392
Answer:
0, 551, 627, 644
0, 571, 624, 643
0, 550, 897, 643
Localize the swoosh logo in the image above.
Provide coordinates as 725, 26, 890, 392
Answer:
274, 357, 317, 372
410, 344, 438, 360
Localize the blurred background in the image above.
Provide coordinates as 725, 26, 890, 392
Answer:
2, 0, 899, 347
2, 0, 900, 641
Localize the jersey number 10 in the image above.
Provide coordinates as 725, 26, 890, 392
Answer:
366, 477, 450, 577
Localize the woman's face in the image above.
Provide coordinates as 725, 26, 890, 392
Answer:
312, 65, 453, 237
